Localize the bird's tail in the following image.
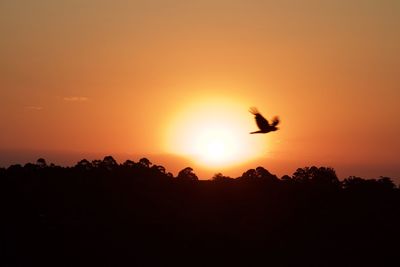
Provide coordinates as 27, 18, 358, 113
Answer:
250, 131, 263, 134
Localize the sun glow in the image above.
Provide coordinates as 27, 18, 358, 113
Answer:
165, 98, 268, 168
192, 126, 239, 165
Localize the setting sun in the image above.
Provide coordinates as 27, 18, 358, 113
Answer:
164, 97, 269, 168
191, 125, 240, 165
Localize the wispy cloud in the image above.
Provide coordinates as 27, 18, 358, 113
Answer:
25, 106, 44, 111
63, 96, 89, 102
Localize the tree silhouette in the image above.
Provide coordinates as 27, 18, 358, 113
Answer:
292, 166, 339, 187
177, 167, 198, 181
75, 159, 92, 170
212, 173, 233, 181
24, 162, 37, 171
343, 176, 396, 191
1, 157, 399, 267
255, 166, 279, 181
377, 176, 396, 190
102, 156, 118, 170
91, 159, 102, 168
240, 168, 257, 180
152, 165, 166, 174
139, 157, 152, 168
36, 158, 47, 168
122, 159, 135, 168
342, 176, 363, 188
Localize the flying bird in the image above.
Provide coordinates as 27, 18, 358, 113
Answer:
249, 107, 280, 134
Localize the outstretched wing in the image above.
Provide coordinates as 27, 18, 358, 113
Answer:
249, 107, 270, 131
271, 116, 280, 126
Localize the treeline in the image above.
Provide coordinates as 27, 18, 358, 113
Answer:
1, 156, 398, 190
1, 156, 399, 266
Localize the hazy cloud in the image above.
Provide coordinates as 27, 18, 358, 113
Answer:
63, 96, 89, 102
25, 106, 44, 111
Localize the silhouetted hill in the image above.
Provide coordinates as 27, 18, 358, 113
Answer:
1, 156, 399, 266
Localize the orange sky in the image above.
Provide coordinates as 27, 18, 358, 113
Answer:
1, 1, 399, 180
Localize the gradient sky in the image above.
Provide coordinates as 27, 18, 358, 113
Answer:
1, 0, 399, 180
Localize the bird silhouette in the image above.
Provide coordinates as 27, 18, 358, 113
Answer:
249, 107, 280, 134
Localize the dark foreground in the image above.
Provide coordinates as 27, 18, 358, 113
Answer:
1, 158, 399, 266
